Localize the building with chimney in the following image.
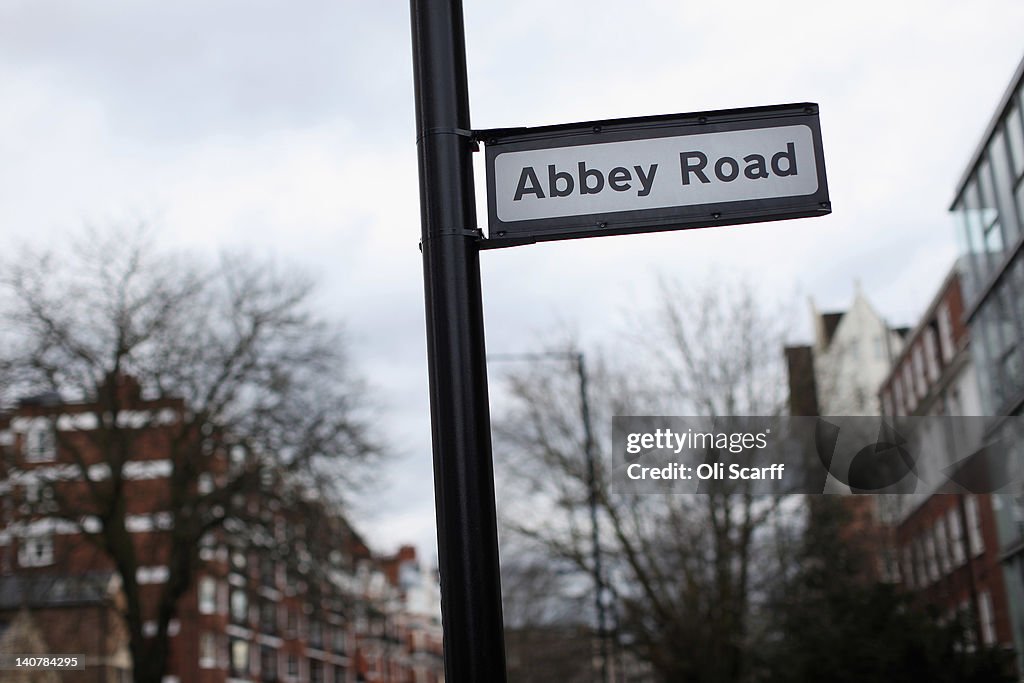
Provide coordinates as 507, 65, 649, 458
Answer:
784, 286, 907, 579
785, 285, 906, 418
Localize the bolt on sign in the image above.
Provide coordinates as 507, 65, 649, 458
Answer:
480, 103, 830, 248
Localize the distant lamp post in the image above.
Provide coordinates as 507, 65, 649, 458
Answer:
489, 350, 613, 683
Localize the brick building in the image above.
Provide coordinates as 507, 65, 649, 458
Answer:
0, 382, 443, 683
877, 264, 1015, 657
356, 546, 443, 683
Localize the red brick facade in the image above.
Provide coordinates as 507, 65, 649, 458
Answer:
0, 388, 444, 683
877, 266, 1015, 653
895, 494, 1013, 648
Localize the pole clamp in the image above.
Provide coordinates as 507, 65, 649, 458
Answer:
416, 127, 480, 150
435, 226, 483, 238
420, 227, 483, 250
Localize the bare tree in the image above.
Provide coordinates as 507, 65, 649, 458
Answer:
493, 276, 794, 683
0, 227, 382, 683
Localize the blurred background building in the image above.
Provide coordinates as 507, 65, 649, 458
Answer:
950, 49, 1024, 675
877, 264, 1014, 661
0, 382, 443, 683
782, 51, 1024, 678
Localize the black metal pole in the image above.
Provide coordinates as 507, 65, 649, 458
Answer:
410, 1, 508, 682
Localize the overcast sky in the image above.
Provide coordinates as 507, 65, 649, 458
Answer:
2, 1, 1023, 560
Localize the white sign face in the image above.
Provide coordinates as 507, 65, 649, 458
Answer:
481, 103, 830, 248
493, 125, 818, 223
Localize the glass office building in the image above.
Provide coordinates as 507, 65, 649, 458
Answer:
952, 56, 1024, 417
951, 54, 1024, 672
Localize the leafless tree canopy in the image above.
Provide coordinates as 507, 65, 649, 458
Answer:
0, 226, 383, 683
493, 276, 795, 683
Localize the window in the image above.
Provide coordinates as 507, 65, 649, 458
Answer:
990, 127, 1021, 247
309, 620, 323, 649
230, 445, 246, 474
230, 639, 250, 677
913, 346, 927, 398
231, 550, 247, 571
993, 288, 1023, 399
925, 532, 940, 583
286, 609, 298, 638
310, 660, 324, 683
902, 364, 916, 412
881, 390, 894, 418
912, 538, 926, 587
954, 202, 981, 300
23, 481, 40, 505
959, 180, 990, 291
958, 599, 976, 645
1014, 259, 1024, 346
260, 646, 278, 682
881, 546, 900, 583
902, 546, 915, 589
938, 303, 956, 363
19, 533, 54, 567
23, 422, 56, 462
199, 632, 218, 669
978, 160, 1003, 241
977, 310, 1004, 408
332, 628, 347, 655
1016, 178, 1024, 247
948, 508, 966, 566
979, 591, 997, 646
260, 600, 278, 634
965, 495, 985, 557
262, 556, 276, 588
230, 589, 249, 624
333, 665, 347, 683
935, 516, 951, 574
1014, 494, 1024, 540
287, 654, 299, 678
199, 577, 217, 614
1007, 103, 1024, 174
924, 327, 940, 382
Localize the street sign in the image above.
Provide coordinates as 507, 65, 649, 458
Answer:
481, 103, 829, 248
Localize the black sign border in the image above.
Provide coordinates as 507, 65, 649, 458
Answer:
479, 102, 830, 249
